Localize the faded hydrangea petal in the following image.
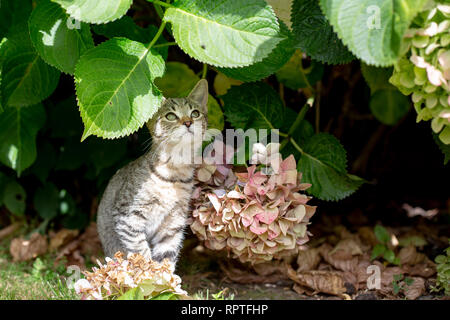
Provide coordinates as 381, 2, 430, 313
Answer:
191, 149, 317, 264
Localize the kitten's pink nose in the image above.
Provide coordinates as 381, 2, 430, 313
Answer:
184, 121, 192, 128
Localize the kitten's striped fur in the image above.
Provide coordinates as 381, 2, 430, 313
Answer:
97, 80, 208, 265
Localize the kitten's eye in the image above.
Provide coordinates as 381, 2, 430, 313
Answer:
191, 110, 200, 118
165, 112, 178, 121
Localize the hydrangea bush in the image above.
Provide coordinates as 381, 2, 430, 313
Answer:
73, 252, 187, 300
390, 1, 450, 144
190, 142, 317, 264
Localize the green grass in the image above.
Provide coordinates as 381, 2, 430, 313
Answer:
0, 244, 79, 300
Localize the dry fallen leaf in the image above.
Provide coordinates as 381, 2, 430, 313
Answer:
0, 223, 21, 240
329, 238, 364, 259
357, 226, 378, 247
398, 246, 427, 265
10, 233, 48, 262
220, 261, 287, 284
79, 223, 103, 257
253, 261, 287, 277
54, 223, 102, 268
296, 248, 321, 272
49, 229, 79, 251
403, 277, 425, 300
380, 267, 404, 288
319, 243, 359, 273
287, 265, 346, 296
403, 263, 436, 278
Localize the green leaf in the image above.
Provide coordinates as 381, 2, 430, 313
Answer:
34, 183, 60, 220
291, 0, 354, 64
398, 235, 427, 248
150, 292, 179, 300
433, 133, 450, 165
361, 64, 396, 93
3, 180, 26, 216
393, 274, 403, 282
118, 287, 144, 300
296, 133, 364, 201
155, 62, 199, 98
56, 137, 88, 171
404, 277, 414, 286
0, 172, 8, 207
59, 189, 76, 215
62, 208, 89, 230
0, 0, 32, 39
163, 0, 284, 67
91, 17, 169, 60
0, 24, 60, 107
48, 96, 83, 139
276, 50, 324, 90
374, 225, 390, 244
217, 21, 295, 82
221, 82, 285, 130
383, 249, 397, 264
319, 0, 429, 66
85, 137, 128, 175
0, 104, 46, 175
75, 38, 165, 140
435, 255, 446, 265
281, 108, 314, 158
155, 62, 224, 130
371, 244, 386, 260
52, 0, 132, 24
91, 16, 152, 43
392, 281, 400, 295
29, 0, 94, 74
207, 98, 225, 132
26, 141, 57, 183
369, 89, 410, 125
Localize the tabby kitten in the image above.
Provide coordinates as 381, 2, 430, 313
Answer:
97, 79, 208, 266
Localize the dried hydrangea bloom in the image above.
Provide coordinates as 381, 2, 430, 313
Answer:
73, 252, 187, 300
390, 1, 450, 144
191, 143, 317, 264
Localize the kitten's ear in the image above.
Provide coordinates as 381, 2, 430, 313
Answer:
188, 79, 208, 109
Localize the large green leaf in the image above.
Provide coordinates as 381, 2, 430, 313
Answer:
118, 287, 144, 300
2, 180, 26, 216
369, 89, 410, 125
0, 24, 60, 107
276, 50, 324, 90
29, 0, 94, 74
291, 0, 354, 64
52, 0, 132, 24
163, 0, 284, 67
26, 141, 57, 183
91, 16, 169, 60
34, 182, 60, 220
0, 172, 8, 207
221, 82, 285, 130
361, 63, 396, 93
155, 62, 224, 130
217, 22, 295, 82
280, 108, 314, 158
296, 133, 364, 201
75, 38, 165, 140
361, 64, 410, 125
0, 0, 32, 39
85, 137, 128, 175
0, 104, 46, 175
319, 0, 428, 66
